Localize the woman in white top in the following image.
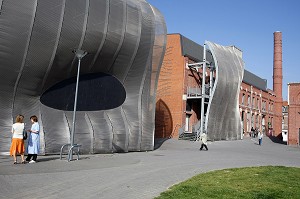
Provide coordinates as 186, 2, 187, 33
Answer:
258, 130, 263, 145
10, 114, 26, 164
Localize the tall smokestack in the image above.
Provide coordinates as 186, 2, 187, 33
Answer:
273, 31, 283, 101
273, 31, 283, 137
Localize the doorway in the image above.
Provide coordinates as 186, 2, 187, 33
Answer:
185, 114, 191, 132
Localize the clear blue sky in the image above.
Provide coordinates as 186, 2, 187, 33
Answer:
147, 0, 300, 100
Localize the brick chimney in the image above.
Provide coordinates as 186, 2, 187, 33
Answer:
273, 31, 283, 101
272, 31, 283, 137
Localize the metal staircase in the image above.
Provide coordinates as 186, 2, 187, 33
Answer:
182, 44, 215, 140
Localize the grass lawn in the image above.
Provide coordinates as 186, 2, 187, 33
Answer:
155, 166, 300, 199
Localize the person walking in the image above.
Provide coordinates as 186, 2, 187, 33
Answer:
199, 133, 208, 151
10, 114, 26, 164
258, 130, 263, 145
26, 115, 40, 163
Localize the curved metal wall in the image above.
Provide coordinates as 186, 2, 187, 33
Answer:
205, 41, 244, 141
0, 0, 166, 154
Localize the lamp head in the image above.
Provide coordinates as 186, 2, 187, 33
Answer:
72, 49, 88, 59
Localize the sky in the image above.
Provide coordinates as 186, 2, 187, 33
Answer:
147, 0, 300, 100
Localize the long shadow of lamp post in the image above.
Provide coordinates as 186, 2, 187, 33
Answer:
60, 49, 88, 162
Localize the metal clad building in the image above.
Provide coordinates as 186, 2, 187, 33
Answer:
0, 0, 167, 154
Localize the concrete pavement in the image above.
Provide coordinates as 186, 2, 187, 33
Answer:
1, 136, 300, 199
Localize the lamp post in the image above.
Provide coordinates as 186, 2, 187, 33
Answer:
69, 49, 87, 161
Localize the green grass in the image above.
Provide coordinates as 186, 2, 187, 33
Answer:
155, 166, 300, 199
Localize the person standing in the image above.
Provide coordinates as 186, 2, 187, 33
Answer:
26, 115, 40, 163
258, 130, 263, 145
10, 115, 26, 164
199, 133, 208, 151
251, 127, 255, 138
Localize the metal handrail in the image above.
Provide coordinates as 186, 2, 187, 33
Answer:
187, 85, 210, 98
187, 87, 201, 97
178, 124, 185, 137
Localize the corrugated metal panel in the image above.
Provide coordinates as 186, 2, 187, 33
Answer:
0, 0, 38, 153
0, 0, 166, 154
206, 42, 244, 141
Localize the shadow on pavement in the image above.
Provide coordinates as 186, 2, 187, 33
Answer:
154, 138, 170, 150
36, 156, 60, 162
268, 135, 287, 145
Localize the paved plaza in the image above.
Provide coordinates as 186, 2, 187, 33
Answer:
1, 136, 300, 199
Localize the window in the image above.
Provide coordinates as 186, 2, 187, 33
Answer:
242, 94, 245, 105
271, 103, 273, 111
262, 101, 266, 111
248, 96, 250, 106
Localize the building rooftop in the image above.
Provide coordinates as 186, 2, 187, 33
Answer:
170, 33, 268, 92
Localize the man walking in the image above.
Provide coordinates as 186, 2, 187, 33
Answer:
258, 130, 263, 145
199, 133, 208, 151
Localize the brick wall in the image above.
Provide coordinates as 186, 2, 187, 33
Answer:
155, 34, 206, 138
288, 83, 300, 145
155, 34, 185, 138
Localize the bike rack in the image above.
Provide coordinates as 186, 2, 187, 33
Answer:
60, 143, 82, 162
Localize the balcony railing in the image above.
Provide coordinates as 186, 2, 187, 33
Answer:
187, 87, 201, 98
187, 86, 210, 99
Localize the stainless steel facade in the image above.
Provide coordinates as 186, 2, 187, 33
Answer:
0, 0, 166, 154
205, 42, 244, 140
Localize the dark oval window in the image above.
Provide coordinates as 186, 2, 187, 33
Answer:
40, 73, 126, 111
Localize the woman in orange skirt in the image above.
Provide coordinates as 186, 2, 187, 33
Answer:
10, 114, 26, 164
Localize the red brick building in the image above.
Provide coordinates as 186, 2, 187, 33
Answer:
155, 33, 282, 139
239, 78, 277, 136
287, 83, 300, 145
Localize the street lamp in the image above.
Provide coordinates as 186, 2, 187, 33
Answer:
69, 49, 88, 161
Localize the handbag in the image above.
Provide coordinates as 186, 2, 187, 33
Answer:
23, 129, 27, 140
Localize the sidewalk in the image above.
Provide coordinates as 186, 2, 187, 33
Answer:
1, 137, 300, 199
